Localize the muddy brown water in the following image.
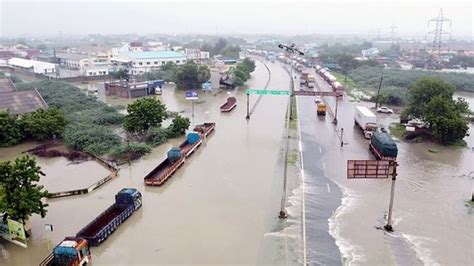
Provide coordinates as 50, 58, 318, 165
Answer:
0, 60, 301, 265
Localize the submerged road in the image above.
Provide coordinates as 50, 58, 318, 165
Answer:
293, 71, 343, 265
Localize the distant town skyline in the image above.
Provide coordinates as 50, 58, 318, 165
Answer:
1, 1, 472, 40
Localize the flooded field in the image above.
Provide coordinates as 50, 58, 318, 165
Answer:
0, 60, 302, 265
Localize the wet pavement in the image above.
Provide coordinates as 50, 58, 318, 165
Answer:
298, 66, 474, 265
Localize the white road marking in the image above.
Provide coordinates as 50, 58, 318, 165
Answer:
322, 163, 326, 171
319, 147, 322, 153
326, 183, 331, 193
296, 93, 307, 265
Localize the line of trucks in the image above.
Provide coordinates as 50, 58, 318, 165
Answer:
354, 106, 398, 161
39, 123, 217, 265
40, 188, 142, 266
315, 65, 345, 97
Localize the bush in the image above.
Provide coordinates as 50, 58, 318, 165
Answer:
0, 112, 24, 147
21, 108, 67, 140
110, 142, 152, 161
167, 115, 191, 138
145, 127, 171, 146
63, 123, 121, 155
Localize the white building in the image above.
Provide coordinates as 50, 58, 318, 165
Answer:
185, 49, 210, 64
84, 66, 110, 76
361, 48, 380, 58
57, 53, 98, 70
113, 51, 187, 75
8, 57, 56, 74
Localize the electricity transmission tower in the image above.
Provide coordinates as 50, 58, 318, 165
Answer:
426, 9, 451, 57
389, 24, 398, 43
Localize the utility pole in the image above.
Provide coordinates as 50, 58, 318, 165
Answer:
375, 76, 383, 109
245, 92, 250, 120
333, 97, 339, 125
340, 128, 344, 147
427, 9, 451, 58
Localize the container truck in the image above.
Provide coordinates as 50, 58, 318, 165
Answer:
76, 188, 142, 246
40, 237, 91, 266
369, 132, 398, 161
354, 106, 378, 139
317, 103, 327, 116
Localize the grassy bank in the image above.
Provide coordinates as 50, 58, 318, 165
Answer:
389, 123, 406, 139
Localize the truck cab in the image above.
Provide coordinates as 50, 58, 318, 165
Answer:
116, 188, 142, 210
40, 237, 90, 266
317, 103, 327, 116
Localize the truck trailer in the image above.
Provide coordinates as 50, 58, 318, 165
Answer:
76, 188, 142, 246
370, 132, 398, 161
40, 237, 91, 266
354, 106, 377, 139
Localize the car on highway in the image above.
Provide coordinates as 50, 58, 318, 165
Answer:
314, 96, 322, 104
307, 82, 315, 88
377, 106, 393, 113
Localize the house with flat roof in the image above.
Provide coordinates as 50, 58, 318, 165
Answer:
112, 51, 187, 75
7, 57, 56, 74
56, 53, 98, 70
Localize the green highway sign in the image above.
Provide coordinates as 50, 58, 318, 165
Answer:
246, 89, 290, 96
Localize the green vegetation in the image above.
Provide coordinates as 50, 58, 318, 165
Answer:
145, 127, 170, 146
174, 61, 211, 90
0, 156, 49, 224
287, 149, 298, 165
0, 112, 24, 147
167, 115, 191, 138
16, 80, 123, 154
22, 108, 67, 140
211, 38, 242, 58
388, 123, 406, 139
110, 142, 152, 162
403, 77, 469, 145
349, 66, 474, 92
0, 108, 67, 147
139, 62, 178, 82
109, 69, 129, 80
230, 58, 256, 86
124, 98, 167, 133
63, 123, 121, 155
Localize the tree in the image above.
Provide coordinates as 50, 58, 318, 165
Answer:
124, 98, 167, 133
174, 62, 210, 90
63, 123, 121, 155
222, 45, 241, 59
212, 38, 227, 55
403, 77, 455, 119
110, 69, 129, 80
335, 54, 359, 78
168, 115, 191, 138
0, 156, 49, 224
241, 58, 256, 73
161, 61, 178, 72
0, 112, 24, 147
431, 116, 469, 145
22, 108, 67, 140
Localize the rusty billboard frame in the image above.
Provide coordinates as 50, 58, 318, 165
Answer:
347, 160, 396, 179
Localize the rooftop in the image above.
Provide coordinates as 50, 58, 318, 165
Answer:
127, 51, 186, 60
0, 89, 48, 115
0, 78, 16, 93
8, 57, 56, 69
56, 53, 91, 60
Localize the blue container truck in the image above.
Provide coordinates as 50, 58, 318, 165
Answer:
167, 147, 182, 162
187, 132, 200, 144
369, 132, 398, 161
76, 188, 142, 246
40, 237, 91, 266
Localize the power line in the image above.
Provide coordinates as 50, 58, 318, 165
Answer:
389, 24, 398, 44
426, 8, 451, 57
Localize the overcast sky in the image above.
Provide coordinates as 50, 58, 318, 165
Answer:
0, 0, 472, 39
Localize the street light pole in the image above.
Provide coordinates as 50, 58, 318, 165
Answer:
384, 161, 398, 231
246, 92, 250, 120
333, 97, 339, 124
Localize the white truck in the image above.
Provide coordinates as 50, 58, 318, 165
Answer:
354, 106, 377, 139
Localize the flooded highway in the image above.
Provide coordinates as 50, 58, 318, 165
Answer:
298, 66, 474, 265
0, 60, 304, 265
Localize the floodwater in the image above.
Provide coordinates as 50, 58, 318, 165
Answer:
0, 60, 303, 265
300, 67, 474, 266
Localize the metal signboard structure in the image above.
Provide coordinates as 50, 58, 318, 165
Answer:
347, 160, 394, 179
293, 90, 339, 97
347, 159, 398, 231
185, 91, 198, 126
246, 89, 290, 96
